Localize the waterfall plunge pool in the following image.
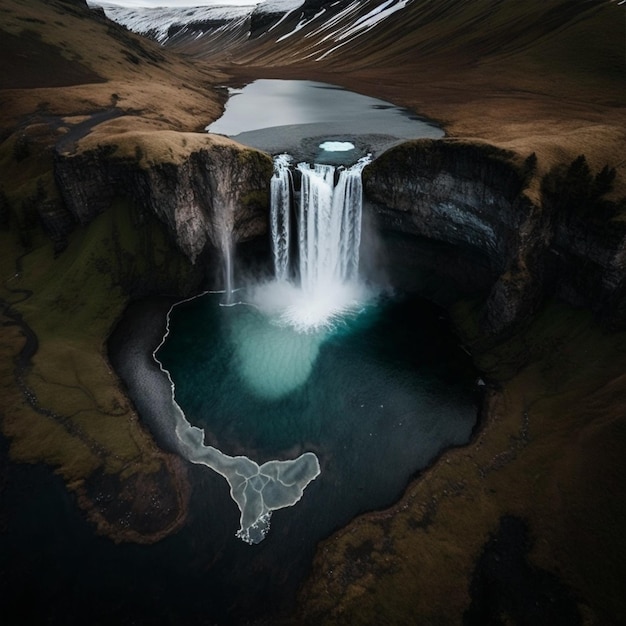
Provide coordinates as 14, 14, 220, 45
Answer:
157, 289, 478, 518
106, 282, 479, 623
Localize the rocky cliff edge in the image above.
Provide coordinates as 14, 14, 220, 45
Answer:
54, 131, 273, 265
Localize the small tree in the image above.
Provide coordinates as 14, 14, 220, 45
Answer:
541, 155, 621, 220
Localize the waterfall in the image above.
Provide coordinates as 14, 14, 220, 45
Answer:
271, 155, 369, 289
297, 163, 337, 293
270, 154, 292, 282
220, 230, 234, 305
264, 154, 370, 332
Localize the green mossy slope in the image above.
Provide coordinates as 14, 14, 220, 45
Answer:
0, 196, 195, 541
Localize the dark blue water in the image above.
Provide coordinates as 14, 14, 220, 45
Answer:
158, 290, 477, 538
0, 292, 478, 626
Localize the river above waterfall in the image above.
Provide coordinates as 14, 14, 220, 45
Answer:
207, 79, 443, 163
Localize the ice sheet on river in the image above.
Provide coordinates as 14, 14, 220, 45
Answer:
176, 416, 320, 544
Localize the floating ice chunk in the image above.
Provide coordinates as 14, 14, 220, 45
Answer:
176, 410, 321, 544
319, 141, 355, 152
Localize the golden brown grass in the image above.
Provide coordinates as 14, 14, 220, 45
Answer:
75, 128, 246, 166
0, 0, 227, 135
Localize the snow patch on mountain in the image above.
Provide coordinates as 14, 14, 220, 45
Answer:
276, 8, 326, 41
89, 1, 253, 42
314, 0, 410, 60
88, 0, 410, 56
259, 0, 303, 12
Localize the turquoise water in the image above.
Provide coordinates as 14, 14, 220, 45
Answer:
157, 290, 477, 516
0, 291, 479, 626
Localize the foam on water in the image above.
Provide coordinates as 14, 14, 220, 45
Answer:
319, 141, 355, 151
154, 296, 321, 544
251, 278, 369, 333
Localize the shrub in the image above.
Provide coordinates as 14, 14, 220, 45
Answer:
541, 155, 623, 220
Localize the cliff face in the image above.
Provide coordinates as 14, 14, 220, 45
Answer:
551, 215, 626, 324
54, 134, 626, 333
364, 139, 626, 334
54, 135, 273, 265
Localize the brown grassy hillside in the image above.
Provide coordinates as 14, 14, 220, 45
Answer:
183, 0, 626, 189
0, 0, 229, 544
0, 0, 225, 134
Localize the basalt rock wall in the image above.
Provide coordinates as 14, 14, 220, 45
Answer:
54, 134, 626, 333
54, 136, 273, 265
363, 138, 626, 333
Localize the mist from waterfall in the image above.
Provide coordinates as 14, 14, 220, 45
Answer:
254, 154, 372, 333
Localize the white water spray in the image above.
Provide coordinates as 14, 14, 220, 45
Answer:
262, 154, 371, 332
270, 154, 292, 282
221, 231, 234, 306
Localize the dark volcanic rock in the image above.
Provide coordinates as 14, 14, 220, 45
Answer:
54, 138, 274, 265
364, 138, 626, 333
52, 133, 626, 332
364, 139, 545, 335
250, 4, 292, 38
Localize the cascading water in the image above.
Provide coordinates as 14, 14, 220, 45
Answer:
270, 154, 292, 282
262, 154, 371, 332
221, 231, 234, 305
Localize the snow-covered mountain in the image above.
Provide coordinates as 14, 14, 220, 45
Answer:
88, 1, 255, 43
87, 0, 625, 86
263, 0, 411, 60
88, 0, 413, 61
